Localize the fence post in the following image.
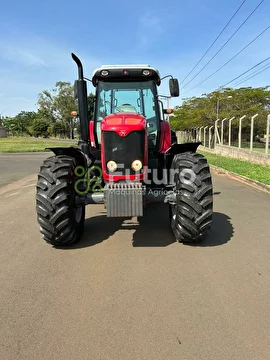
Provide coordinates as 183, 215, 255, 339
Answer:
214, 119, 220, 147
250, 113, 258, 151
266, 114, 270, 155
228, 117, 235, 147
197, 128, 200, 141
238, 115, 246, 149
221, 118, 227, 145
209, 126, 214, 148
204, 126, 208, 147
199, 126, 204, 141
195, 128, 199, 141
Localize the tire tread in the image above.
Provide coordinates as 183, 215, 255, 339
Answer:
170, 152, 213, 243
36, 155, 85, 246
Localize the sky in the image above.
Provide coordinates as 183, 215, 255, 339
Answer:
0, 0, 270, 117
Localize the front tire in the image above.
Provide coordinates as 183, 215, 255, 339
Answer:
169, 152, 213, 243
36, 155, 85, 246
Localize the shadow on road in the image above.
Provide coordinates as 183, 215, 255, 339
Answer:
131, 203, 175, 247
188, 212, 234, 247
69, 213, 126, 248
57, 204, 233, 249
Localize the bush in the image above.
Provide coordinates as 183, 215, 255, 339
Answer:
32, 119, 50, 137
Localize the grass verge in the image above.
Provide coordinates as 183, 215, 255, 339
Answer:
198, 150, 270, 185
0, 137, 77, 152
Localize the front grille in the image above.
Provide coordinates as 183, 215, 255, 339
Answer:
104, 182, 144, 217
103, 130, 145, 175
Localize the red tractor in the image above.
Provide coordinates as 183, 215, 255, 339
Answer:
36, 53, 213, 246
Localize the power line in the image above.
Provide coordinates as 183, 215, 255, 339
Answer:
232, 61, 270, 86
181, 0, 266, 90
180, 0, 247, 85
219, 56, 270, 88
232, 63, 270, 86
181, 24, 270, 95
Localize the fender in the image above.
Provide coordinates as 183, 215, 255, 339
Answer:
165, 142, 202, 169
46, 146, 90, 169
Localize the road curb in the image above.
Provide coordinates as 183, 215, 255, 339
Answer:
210, 165, 270, 194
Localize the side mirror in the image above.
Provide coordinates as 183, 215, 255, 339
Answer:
169, 78, 179, 97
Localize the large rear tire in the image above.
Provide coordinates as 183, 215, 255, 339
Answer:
169, 152, 213, 243
36, 155, 85, 246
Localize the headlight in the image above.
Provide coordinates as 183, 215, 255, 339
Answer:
142, 69, 151, 76
131, 160, 142, 171
107, 160, 117, 172
101, 70, 109, 76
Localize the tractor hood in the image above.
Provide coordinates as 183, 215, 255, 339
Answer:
100, 113, 148, 182
101, 113, 147, 136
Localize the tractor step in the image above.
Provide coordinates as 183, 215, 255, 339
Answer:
104, 182, 144, 217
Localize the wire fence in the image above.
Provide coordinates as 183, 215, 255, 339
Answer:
176, 113, 270, 155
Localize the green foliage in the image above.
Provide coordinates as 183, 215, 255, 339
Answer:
2, 117, 15, 135
2, 82, 95, 139
37, 82, 76, 138
88, 93, 95, 119
50, 121, 68, 138
37, 82, 95, 139
31, 118, 50, 137
172, 86, 270, 132
37, 89, 57, 123
2, 112, 39, 136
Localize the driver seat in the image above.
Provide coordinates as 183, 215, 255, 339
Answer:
116, 104, 137, 113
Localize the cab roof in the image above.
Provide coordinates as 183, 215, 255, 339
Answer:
92, 64, 161, 86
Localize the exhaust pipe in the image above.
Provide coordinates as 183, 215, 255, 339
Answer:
71, 53, 90, 156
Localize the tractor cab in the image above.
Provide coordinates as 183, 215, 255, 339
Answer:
91, 64, 178, 154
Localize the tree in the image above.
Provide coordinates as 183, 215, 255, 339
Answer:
172, 86, 270, 133
2, 112, 38, 136
2, 117, 16, 136
37, 89, 58, 124
38, 81, 82, 139
4, 82, 95, 139
31, 118, 50, 137
88, 93, 95, 119
50, 121, 69, 138
14, 111, 38, 135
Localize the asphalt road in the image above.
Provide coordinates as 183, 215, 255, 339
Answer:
0, 152, 49, 187
0, 155, 270, 360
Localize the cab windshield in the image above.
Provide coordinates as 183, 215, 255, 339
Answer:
95, 81, 160, 147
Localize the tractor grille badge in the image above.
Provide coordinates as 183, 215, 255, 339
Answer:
119, 130, 127, 137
